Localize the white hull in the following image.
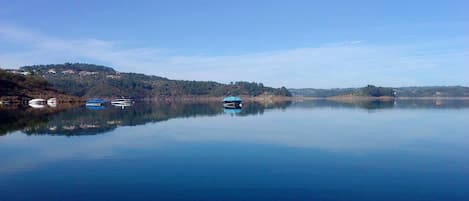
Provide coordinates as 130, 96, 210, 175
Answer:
223, 102, 242, 108
47, 98, 57, 107
28, 103, 46, 108
112, 102, 132, 107
28, 99, 46, 108
111, 99, 133, 105
111, 101, 132, 104
28, 98, 46, 104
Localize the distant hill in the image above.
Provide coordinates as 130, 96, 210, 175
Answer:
0, 69, 79, 103
19, 63, 292, 98
290, 85, 469, 97
394, 86, 469, 97
289, 85, 395, 97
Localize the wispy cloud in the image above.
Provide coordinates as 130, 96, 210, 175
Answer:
1, 24, 468, 88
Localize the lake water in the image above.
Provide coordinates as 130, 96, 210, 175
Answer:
1, 99, 468, 201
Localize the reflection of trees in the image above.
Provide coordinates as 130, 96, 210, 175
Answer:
3, 99, 467, 136
0, 105, 77, 136
239, 101, 292, 116
393, 99, 469, 109
290, 100, 393, 110
22, 102, 224, 136
291, 99, 469, 110
1, 101, 291, 136
357, 100, 394, 110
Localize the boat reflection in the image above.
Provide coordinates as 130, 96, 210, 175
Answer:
1, 101, 292, 136
224, 108, 242, 115
86, 105, 107, 110
111, 102, 133, 109
2, 99, 469, 137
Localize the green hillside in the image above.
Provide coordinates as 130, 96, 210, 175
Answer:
0, 69, 79, 102
20, 63, 292, 98
289, 85, 395, 97
289, 85, 469, 97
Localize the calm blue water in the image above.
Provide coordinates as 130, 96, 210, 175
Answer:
1, 100, 468, 201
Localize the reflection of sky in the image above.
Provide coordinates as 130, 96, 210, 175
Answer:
0, 107, 469, 173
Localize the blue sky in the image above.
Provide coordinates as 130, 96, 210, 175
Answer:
0, 0, 468, 88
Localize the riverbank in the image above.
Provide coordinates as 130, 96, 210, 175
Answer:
4, 95, 469, 108
138, 95, 295, 103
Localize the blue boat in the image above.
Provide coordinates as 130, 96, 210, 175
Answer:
86, 99, 106, 106
223, 96, 242, 108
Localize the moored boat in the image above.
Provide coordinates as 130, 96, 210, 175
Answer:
111, 98, 133, 105
86, 99, 106, 106
223, 96, 242, 109
47, 98, 57, 107
111, 98, 133, 108
112, 102, 132, 109
28, 98, 46, 108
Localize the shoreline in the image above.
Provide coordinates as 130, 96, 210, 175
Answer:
3, 95, 469, 107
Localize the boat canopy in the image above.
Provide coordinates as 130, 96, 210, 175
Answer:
223, 96, 242, 102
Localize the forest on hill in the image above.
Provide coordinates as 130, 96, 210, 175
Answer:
289, 85, 395, 97
289, 85, 469, 97
19, 63, 292, 98
5, 63, 467, 100
0, 69, 78, 102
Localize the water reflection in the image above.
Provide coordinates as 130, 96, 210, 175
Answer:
0, 99, 468, 201
86, 105, 106, 110
1, 99, 469, 137
0, 104, 73, 136
0, 101, 292, 136
224, 108, 241, 115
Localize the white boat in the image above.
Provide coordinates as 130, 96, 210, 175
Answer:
28, 98, 46, 108
111, 98, 133, 105
111, 98, 133, 109
223, 96, 242, 109
47, 98, 57, 107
